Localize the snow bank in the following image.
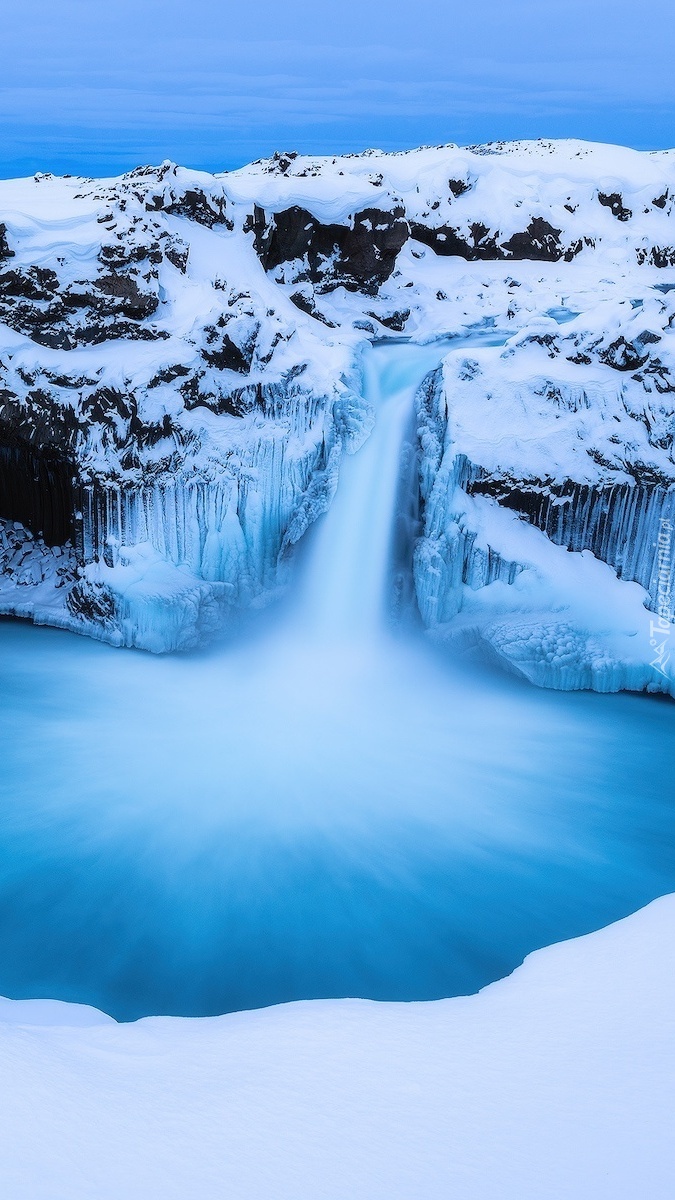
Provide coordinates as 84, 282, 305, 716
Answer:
0, 895, 673, 1199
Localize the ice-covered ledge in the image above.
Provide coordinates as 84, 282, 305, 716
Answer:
1, 895, 673, 1199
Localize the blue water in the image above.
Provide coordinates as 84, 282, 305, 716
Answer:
0, 341, 673, 1020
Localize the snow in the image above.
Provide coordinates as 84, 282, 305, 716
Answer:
0, 894, 672, 1199
0, 144, 673, 1195
1, 140, 675, 683
416, 490, 668, 693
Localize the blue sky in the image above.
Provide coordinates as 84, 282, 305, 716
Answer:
2, 0, 674, 177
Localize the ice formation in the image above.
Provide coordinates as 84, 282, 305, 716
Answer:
414, 298, 675, 694
0, 140, 674, 691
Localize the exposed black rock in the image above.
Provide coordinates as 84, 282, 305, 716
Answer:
67, 578, 116, 623
501, 218, 571, 261
179, 371, 247, 416
0, 386, 81, 459
164, 237, 190, 272
90, 272, 159, 321
289, 290, 337, 327
367, 309, 410, 332
262, 151, 300, 175
98, 240, 163, 268
0, 224, 14, 261
249, 204, 409, 294
463, 466, 673, 607
598, 191, 633, 222
0, 266, 59, 300
636, 245, 675, 268
409, 216, 580, 262
0, 255, 164, 348
600, 336, 649, 372
409, 220, 499, 259
0, 439, 76, 545
162, 188, 231, 229
201, 314, 260, 373
448, 178, 471, 198
147, 364, 191, 389
201, 335, 255, 374
142, 170, 232, 229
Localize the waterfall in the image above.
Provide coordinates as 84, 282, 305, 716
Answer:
297, 341, 459, 640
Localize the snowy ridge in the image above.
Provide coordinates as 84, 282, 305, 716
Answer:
0, 140, 674, 684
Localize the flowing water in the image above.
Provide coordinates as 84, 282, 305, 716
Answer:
0, 339, 674, 1020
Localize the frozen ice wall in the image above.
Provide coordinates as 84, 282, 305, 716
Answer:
414, 320, 675, 694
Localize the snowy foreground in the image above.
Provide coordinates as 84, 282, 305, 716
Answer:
1, 896, 673, 1200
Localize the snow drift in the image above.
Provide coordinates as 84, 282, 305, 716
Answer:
0, 894, 673, 1200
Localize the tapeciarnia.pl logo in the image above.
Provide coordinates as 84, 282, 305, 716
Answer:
650, 517, 673, 678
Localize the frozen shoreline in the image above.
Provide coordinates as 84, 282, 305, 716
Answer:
1, 895, 673, 1199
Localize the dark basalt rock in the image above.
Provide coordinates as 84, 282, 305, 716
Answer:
636, 245, 675, 268
367, 309, 410, 332
289, 291, 337, 327
80, 386, 133, 428
263, 151, 300, 176
448, 178, 471, 198
501, 218, 569, 261
0, 266, 59, 300
127, 411, 176, 450
598, 191, 632, 222
600, 336, 649, 372
164, 238, 189, 273
410, 217, 577, 262
147, 186, 232, 230
0, 224, 14, 262
0, 437, 76, 546
201, 335, 254, 374
631, 356, 675, 394
67, 579, 116, 623
0, 378, 179, 497
0, 255, 162, 348
409, 220, 499, 259
92, 272, 159, 321
179, 371, 247, 416
0, 388, 81, 459
249, 204, 409, 294
147, 364, 191, 389
99, 241, 163, 268
166, 188, 230, 228
463, 468, 673, 607
201, 315, 259, 373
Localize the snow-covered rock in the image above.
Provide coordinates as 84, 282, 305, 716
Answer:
414, 294, 675, 694
0, 140, 674, 685
0, 162, 372, 649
